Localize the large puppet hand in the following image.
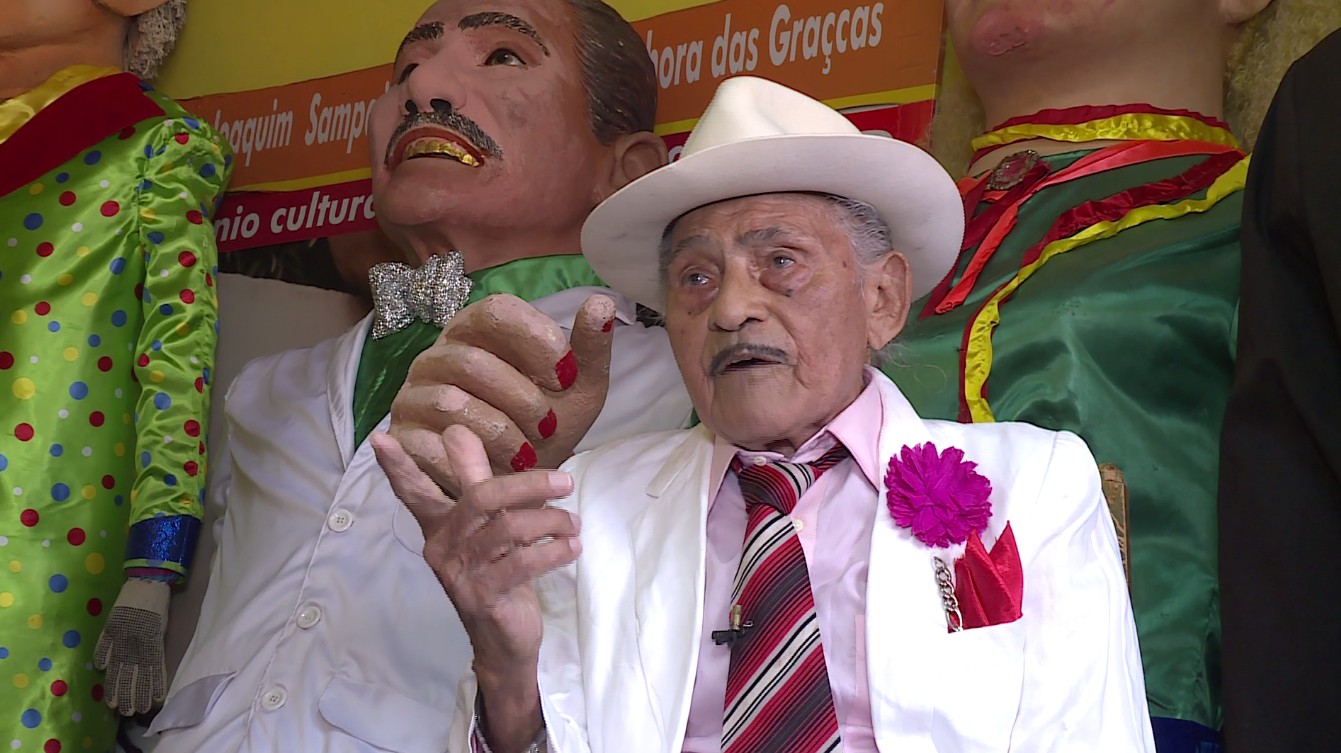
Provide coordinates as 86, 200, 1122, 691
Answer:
372, 426, 577, 750
94, 578, 170, 716
390, 293, 615, 499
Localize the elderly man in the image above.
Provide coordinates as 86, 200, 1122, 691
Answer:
376, 77, 1154, 753
150, 1, 690, 750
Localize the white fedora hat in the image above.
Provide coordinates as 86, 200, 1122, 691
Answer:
581, 76, 965, 312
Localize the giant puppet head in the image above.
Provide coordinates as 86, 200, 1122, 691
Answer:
366, 0, 669, 273
0, 0, 187, 99
930, 0, 1341, 174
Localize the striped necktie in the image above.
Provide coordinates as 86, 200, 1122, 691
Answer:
722, 443, 851, 753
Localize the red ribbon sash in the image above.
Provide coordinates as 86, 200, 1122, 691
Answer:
0, 73, 163, 198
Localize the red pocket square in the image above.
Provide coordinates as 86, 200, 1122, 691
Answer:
953, 523, 1023, 630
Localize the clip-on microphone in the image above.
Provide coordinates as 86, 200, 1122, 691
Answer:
711, 604, 753, 646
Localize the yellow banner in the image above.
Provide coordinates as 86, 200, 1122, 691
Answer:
157, 0, 723, 98
154, 0, 945, 250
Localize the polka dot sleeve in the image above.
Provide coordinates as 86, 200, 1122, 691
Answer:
122, 110, 233, 577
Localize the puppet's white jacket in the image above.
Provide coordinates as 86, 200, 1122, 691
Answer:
450, 370, 1155, 753
152, 287, 692, 753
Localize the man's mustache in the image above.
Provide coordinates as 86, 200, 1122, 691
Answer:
709, 344, 791, 377
384, 108, 503, 166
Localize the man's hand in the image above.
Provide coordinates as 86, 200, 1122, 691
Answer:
372, 425, 579, 750
390, 293, 615, 499
94, 578, 170, 716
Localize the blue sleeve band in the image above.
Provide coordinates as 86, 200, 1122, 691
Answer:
125, 515, 202, 572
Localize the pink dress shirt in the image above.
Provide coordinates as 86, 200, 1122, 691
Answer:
681, 374, 886, 753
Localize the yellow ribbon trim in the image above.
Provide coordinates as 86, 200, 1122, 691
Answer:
970, 113, 1241, 154
961, 155, 1251, 423
233, 167, 373, 194
0, 65, 120, 146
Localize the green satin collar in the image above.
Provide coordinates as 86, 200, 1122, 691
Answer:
351, 254, 605, 447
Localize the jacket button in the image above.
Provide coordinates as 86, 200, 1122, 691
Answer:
296, 605, 322, 629
327, 510, 353, 532
261, 687, 287, 711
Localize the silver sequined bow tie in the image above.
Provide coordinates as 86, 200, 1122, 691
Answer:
368, 252, 474, 339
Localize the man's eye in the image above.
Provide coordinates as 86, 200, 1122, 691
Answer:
485, 49, 525, 66
396, 63, 419, 84
771, 255, 795, 269
683, 272, 710, 287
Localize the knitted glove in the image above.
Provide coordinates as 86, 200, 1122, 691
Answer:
94, 578, 171, 716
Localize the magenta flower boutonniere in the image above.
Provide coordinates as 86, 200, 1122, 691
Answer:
884, 442, 993, 548
885, 443, 1022, 633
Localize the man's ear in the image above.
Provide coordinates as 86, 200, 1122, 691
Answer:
865, 250, 912, 351
97, 0, 172, 17
1218, 0, 1271, 24
596, 131, 669, 201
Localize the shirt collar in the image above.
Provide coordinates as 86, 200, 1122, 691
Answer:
706, 365, 887, 508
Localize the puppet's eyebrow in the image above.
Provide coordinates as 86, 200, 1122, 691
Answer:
396, 21, 444, 61
459, 12, 551, 56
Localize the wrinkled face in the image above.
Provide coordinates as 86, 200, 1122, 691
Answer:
662, 194, 906, 451
369, 0, 612, 250
944, 0, 1223, 64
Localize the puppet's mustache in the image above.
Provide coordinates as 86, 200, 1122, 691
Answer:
384, 101, 503, 166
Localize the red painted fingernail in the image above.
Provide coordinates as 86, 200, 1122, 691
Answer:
538, 409, 557, 439
510, 443, 537, 472
555, 351, 577, 390
601, 317, 614, 333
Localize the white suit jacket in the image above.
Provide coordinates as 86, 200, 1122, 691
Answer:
451, 371, 1154, 752
152, 287, 692, 753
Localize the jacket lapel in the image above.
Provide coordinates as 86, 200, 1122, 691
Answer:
328, 314, 374, 467
629, 426, 715, 753
864, 375, 950, 748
